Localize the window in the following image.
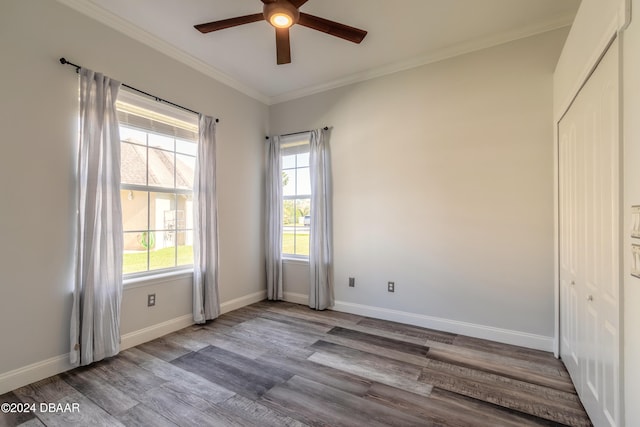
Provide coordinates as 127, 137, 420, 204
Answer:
117, 90, 198, 276
281, 134, 311, 258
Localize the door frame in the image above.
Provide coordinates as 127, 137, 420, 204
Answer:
553, 33, 624, 425
553, 33, 620, 358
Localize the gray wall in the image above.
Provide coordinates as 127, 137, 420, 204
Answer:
270, 29, 568, 342
0, 0, 578, 396
0, 0, 267, 377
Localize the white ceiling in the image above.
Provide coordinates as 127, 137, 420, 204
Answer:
59, 0, 580, 104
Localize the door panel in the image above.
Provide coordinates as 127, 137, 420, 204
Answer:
559, 105, 582, 386
558, 39, 620, 427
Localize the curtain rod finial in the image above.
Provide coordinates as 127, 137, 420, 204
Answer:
60, 57, 80, 73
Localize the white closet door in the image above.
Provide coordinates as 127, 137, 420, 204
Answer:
559, 106, 582, 388
558, 40, 620, 427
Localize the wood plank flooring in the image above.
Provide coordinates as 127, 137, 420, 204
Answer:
0, 301, 592, 427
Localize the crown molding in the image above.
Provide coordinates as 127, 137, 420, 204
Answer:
56, 0, 271, 105
56, 0, 574, 107
269, 13, 575, 105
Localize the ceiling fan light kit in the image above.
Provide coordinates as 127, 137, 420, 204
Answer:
194, 0, 367, 65
264, 0, 299, 29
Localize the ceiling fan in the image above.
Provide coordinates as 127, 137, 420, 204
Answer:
194, 0, 368, 65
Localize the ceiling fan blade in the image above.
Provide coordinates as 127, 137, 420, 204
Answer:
298, 12, 367, 44
275, 27, 291, 65
194, 13, 264, 33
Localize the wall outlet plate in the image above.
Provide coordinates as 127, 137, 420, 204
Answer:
147, 294, 156, 307
387, 281, 395, 292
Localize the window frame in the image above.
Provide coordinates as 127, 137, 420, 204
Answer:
117, 90, 198, 279
280, 133, 312, 260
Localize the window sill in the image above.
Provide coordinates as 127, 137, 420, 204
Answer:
282, 257, 309, 266
123, 268, 193, 290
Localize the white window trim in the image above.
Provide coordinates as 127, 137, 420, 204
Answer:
281, 135, 311, 259
282, 256, 310, 264
118, 89, 197, 279
123, 267, 193, 289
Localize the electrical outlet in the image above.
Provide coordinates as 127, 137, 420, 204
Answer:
387, 281, 395, 293
147, 294, 156, 307
349, 277, 355, 287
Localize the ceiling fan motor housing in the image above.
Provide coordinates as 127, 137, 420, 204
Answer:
264, 0, 300, 27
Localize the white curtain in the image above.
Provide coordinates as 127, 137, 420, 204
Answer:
265, 136, 284, 300
70, 69, 123, 366
308, 128, 334, 310
193, 115, 220, 323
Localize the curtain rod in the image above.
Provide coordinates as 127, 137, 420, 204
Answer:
59, 57, 219, 123
265, 127, 329, 140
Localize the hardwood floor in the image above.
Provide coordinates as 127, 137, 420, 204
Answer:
0, 301, 592, 426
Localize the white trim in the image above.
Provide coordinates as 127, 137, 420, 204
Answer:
555, 17, 621, 122
0, 290, 266, 395
282, 258, 309, 266
55, 0, 575, 106
124, 268, 193, 290
553, 21, 624, 358
270, 18, 576, 105
553, 117, 561, 359
278, 294, 552, 351
0, 355, 73, 395
620, 0, 632, 31
55, 0, 270, 105
331, 300, 554, 352
283, 292, 308, 305
120, 314, 194, 350
220, 290, 267, 314
0, 291, 553, 395
0, 313, 195, 395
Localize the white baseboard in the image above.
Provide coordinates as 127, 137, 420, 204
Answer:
0, 354, 73, 395
331, 300, 554, 352
122, 290, 268, 349
0, 313, 195, 395
220, 290, 266, 314
120, 314, 195, 350
0, 290, 267, 395
283, 292, 308, 305
0, 292, 553, 396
